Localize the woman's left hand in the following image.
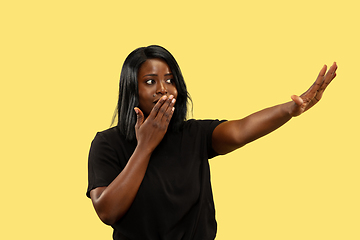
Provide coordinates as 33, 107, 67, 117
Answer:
289, 62, 338, 117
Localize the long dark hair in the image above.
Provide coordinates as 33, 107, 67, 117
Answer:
113, 45, 191, 141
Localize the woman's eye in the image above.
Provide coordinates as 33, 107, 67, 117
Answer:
166, 79, 173, 84
146, 79, 155, 85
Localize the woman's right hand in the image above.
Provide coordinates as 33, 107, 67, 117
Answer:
134, 95, 176, 152
90, 95, 176, 225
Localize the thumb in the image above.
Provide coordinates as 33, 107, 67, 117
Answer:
289, 95, 304, 117
291, 95, 303, 106
134, 107, 144, 129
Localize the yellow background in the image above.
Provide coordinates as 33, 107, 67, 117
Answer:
1, 0, 359, 239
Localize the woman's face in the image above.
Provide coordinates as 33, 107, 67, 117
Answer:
137, 58, 178, 116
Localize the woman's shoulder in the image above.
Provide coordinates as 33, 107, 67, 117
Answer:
94, 126, 119, 138
183, 119, 226, 128
92, 126, 124, 144
91, 126, 136, 151
180, 119, 227, 135
97, 126, 119, 135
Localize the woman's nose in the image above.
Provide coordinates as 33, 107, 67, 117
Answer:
156, 81, 167, 95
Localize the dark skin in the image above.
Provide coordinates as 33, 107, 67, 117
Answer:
90, 59, 338, 225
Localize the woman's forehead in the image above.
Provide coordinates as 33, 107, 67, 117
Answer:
138, 58, 171, 76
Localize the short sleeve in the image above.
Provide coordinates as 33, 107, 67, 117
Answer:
197, 119, 227, 159
86, 132, 122, 198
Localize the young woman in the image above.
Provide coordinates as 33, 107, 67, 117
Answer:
86, 45, 337, 240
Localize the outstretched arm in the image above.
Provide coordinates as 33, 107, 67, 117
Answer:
212, 62, 337, 155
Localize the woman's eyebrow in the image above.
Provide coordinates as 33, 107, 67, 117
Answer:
143, 73, 173, 77
143, 74, 157, 77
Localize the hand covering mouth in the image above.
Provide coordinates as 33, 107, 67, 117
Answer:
153, 95, 168, 104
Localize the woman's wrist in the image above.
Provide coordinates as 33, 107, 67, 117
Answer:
281, 101, 296, 118
135, 141, 155, 157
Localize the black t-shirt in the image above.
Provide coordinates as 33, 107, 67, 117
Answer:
87, 119, 225, 240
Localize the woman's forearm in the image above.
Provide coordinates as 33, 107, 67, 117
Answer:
212, 101, 294, 155
90, 145, 152, 225
90, 96, 177, 225
238, 101, 293, 144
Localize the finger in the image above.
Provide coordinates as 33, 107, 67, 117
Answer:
323, 62, 337, 83
164, 106, 175, 124
316, 62, 338, 99
311, 64, 327, 93
134, 107, 144, 129
289, 95, 306, 117
160, 97, 176, 123
291, 95, 304, 106
330, 62, 337, 80
300, 64, 326, 98
148, 95, 168, 119
155, 95, 175, 121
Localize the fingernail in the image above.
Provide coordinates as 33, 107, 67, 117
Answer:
169, 95, 174, 100
134, 108, 139, 114
171, 98, 176, 103
172, 107, 175, 112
